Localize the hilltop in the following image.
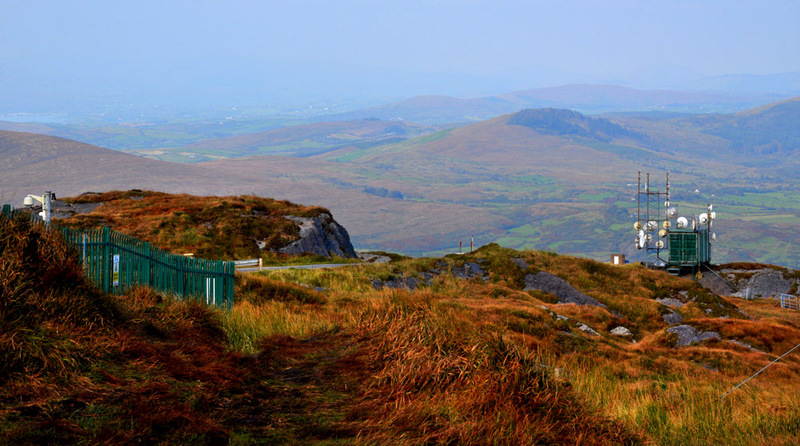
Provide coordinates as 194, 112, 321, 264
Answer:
52, 190, 357, 261
320, 84, 770, 124
2, 212, 800, 444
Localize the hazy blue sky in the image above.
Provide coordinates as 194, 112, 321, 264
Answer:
1, 0, 798, 113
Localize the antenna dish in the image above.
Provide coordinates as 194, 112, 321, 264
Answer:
667, 207, 678, 218
712, 233, 716, 241
676, 217, 688, 229
663, 221, 671, 229
646, 221, 658, 231
633, 221, 642, 230
637, 230, 646, 249
656, 240, 664, 249
658, 229, 667, 238
699, 213, 709, 225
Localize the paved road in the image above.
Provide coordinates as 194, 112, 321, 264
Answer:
237, 263, 361, 273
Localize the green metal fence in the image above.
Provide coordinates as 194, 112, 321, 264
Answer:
2, 205, 235, 308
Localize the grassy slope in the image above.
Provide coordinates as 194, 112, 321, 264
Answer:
237, 244, 800, 445
4, 211, 800, 444
55, 190, 330, 260
2, 211, 643, 444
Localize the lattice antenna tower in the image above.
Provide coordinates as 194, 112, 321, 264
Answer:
634, 171, 671, 262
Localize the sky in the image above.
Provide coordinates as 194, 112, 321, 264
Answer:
1, 0, 798, 115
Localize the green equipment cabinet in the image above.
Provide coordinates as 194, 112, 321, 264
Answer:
666, 228, 710, 275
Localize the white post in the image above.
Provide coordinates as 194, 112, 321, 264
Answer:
42, 190, 52, 225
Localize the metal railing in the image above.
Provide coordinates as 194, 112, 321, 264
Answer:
234, 258, 263, 271
2, 204, 235, 308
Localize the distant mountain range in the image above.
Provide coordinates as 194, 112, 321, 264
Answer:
3, 97, 800, 266
322, 84, 781, 125
2, 83, 794, 153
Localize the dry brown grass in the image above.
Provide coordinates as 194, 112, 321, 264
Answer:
5, 218, 800, 444
57, 190, 329, 259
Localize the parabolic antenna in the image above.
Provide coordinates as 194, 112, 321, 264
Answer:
634, 221, 642, 230
699, 213, 709, 225
656, 240, 664, 249
658, 229, 667, 238
663, 221, 671, 229
676, 217, 688, 229
637, 230, 646, 249
667, 207, 678, 218
646, 221, 658, 231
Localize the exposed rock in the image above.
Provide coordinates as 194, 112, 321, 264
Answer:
578, 324, 600, 336
371, 275, 423, 291
279, 213, 357, 259
359, 253, 391, 263
524, 271, 606, 307
50, 200, 103, 219
698, 272, 736, 296
452, 262, 487, 281
656, 297, 685, 308
662, 311, 683, 325
512, 258, 529, 269
610, 326, 633, 336
666, 325, 720, 347
724, 268, 794, 299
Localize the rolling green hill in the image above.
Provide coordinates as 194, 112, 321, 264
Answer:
3, 98, 800, 266
156, 119, 439, 160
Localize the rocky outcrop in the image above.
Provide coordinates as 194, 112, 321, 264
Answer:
524, 271, 605, 307
452, 262, 488, 281
371, 275, 424, 291
723, 268, 795, 299
610, 326, 633, 337
279, 213, 358, 259
49, 200, 103, 219
666, 325, 720, 347
662, 310, 684, 326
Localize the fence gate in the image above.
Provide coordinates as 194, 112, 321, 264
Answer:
780, 294, 799, 310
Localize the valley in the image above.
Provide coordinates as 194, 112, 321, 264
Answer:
2, 96, 800, 267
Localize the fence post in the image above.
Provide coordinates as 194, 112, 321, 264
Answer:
101, 226, 111, 293
226, 261, 235, 309
143, 242, 151, 288
176, 254, 185, 299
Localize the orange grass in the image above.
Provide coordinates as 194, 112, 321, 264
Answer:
57, 190, 329, 259
5, 216, 800, 444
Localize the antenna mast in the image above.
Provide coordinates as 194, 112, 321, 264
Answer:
634, 172, 670, 265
